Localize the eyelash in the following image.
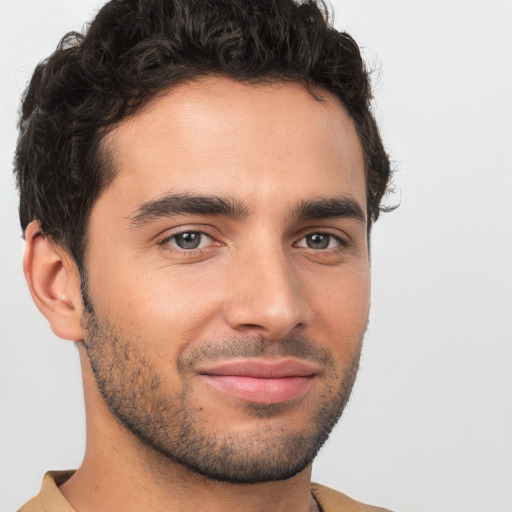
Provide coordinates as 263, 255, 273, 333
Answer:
295, 232, 348, 250
158, 229, 218, 255
158, 229, 349, 255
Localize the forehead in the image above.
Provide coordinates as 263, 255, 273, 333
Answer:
97, 76, 366, 218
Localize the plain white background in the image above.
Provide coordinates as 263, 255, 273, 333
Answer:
1, 1, 511, 511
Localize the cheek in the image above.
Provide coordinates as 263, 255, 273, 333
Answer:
307, 266, 370, 358
88, 259, 227, 348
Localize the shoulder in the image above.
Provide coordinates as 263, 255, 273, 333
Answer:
311, 483, 393, 512
17, 471, 76, 512
17, 494, 44, 512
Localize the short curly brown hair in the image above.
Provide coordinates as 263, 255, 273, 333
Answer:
14, 0, 391, 268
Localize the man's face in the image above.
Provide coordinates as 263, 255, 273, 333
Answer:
82, 77, 370, 483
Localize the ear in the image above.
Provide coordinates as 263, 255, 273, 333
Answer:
23, 221, 85, 341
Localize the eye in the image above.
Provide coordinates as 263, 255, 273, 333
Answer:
296, 233, 343, 250
165, 231, 212, 250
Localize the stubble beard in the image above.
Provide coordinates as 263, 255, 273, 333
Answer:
81, 288, 363, 484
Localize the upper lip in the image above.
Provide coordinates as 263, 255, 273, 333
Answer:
197, 358, 321, 378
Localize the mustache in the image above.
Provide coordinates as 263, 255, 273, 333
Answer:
177, 335, 336, 375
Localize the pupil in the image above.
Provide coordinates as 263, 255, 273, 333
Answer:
308, 234, 329, 249
176, 232, 200, 249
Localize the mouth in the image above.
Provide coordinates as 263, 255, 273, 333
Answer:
197, 358, 320, 404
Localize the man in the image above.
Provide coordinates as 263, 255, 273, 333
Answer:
14, 0, 392, 510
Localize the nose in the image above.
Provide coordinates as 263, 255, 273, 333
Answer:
224, 243, 312, 339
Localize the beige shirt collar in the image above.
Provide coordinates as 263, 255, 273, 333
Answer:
19, 471, 391, 512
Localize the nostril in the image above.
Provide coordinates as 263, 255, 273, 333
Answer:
238, 323, 265, 331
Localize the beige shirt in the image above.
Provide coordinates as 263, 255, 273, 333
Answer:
18, 471, 392, 512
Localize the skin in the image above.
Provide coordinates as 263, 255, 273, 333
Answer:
24, 77, 370, 512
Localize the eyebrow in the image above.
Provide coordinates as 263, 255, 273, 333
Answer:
128, 193, 249, 227
128, 193, 365, 228
292, 197, 366, 223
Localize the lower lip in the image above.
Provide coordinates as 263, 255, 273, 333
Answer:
201, 375, 314, 404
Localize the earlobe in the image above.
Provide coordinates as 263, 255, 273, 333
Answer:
23, 221, 85, 342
